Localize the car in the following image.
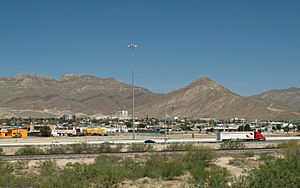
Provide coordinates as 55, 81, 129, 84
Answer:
144, 140, 156, 144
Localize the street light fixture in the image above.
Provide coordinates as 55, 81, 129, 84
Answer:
128, 42, 138, 140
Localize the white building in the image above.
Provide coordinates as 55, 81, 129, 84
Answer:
117, 111, 129, 119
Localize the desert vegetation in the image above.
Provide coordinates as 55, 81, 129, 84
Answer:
0, 142, 299, 187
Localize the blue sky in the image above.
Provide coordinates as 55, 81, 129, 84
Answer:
0, 0, 299, 96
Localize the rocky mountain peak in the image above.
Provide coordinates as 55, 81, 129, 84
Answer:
181, 76, 232, 95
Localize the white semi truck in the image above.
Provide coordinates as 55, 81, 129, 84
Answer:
217, 131, 266, 141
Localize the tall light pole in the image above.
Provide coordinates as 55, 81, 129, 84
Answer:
170, 105, 175, 130
164, 108, 167, 144
128, 42, 138, 140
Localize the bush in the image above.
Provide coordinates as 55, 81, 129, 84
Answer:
277, 141, 300, 157
15, 146, 45, 155
96, 144, 115, 153
69, 143, 92, 154
234, 155, 300, 188
220, 140, 245, 150
165, 144, 193, 151
91, 156, 127, 187
183, 147, 216, 170
0, 147, 3, 155
45, 146, 67, 154
39, 160, 59, 177
121, 158, 144, 180
128, 144, 154, 152
0, 160, 14, 187
112, 144, 123, 152
190, 164, 231, 188
244, 151, 255, 158
160, 161, 185, 180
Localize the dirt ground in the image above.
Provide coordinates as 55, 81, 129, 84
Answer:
215, 155, 262, 178
120, 175, 190, 188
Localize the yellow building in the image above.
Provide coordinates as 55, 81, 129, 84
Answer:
0, 128, 28, 139
82, 128, 106, 135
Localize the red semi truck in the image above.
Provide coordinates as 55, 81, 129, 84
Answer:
217, 131, 266, 141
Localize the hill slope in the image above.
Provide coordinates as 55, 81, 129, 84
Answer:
137, 77, 300, 120
252, 87, 300, 110
0, 74, 159, 117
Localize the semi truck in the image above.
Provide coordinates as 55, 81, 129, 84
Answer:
217, 131, 266, 141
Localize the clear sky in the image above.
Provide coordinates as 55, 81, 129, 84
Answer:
0, 0, 299, 96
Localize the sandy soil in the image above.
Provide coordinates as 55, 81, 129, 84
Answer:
215, 155, 262, 178
215, 157, 244, 177
26, 158, 96, 169
120, 174, 190, 188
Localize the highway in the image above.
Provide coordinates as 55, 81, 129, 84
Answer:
0, 136, 299, 147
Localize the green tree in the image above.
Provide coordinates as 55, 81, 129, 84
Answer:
238, 124, 252, 131
40, 126, 52, 137
276, 124, 282, 130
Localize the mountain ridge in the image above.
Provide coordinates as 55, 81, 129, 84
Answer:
0, 74, 299, 120
252, 87, 300, 111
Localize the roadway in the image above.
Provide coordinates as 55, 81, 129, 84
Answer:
0, 135, 299, 147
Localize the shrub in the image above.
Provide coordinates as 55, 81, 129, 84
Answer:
112, 144, 123, 152
96, 144, 114, 153
128, 144, 154, 152
165, 144, 193, 151
234, 155, 300, 188
142, 154, 185, 180
206, 166, 232, 188
0, 147, 3, 155
0, 160, 14, 187
160, 161, 185, 180
244, 151, 255, 158
220, 140, 245, 150
121, 158, 144, 180
15, 146, 45, 155
277, 141, 300, 157
45, 146, 67, 154
183, 147, 216, 170
69, 143, 98, 154
190, 164, 231, 188
259, 154, 275, 162
0, 160, 13, 175
39, 160, 59, 177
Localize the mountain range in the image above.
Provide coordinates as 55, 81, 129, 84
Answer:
0, 74, 299, 120
252, 87, 300, 111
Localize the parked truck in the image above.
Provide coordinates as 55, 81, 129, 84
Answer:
217, 131, 266, 141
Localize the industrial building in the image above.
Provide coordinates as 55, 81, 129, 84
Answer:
0, 127, 28, 138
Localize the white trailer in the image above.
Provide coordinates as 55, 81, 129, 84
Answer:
217, 131, 258, 141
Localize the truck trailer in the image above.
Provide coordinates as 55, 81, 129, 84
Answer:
217, 131, 266, 141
